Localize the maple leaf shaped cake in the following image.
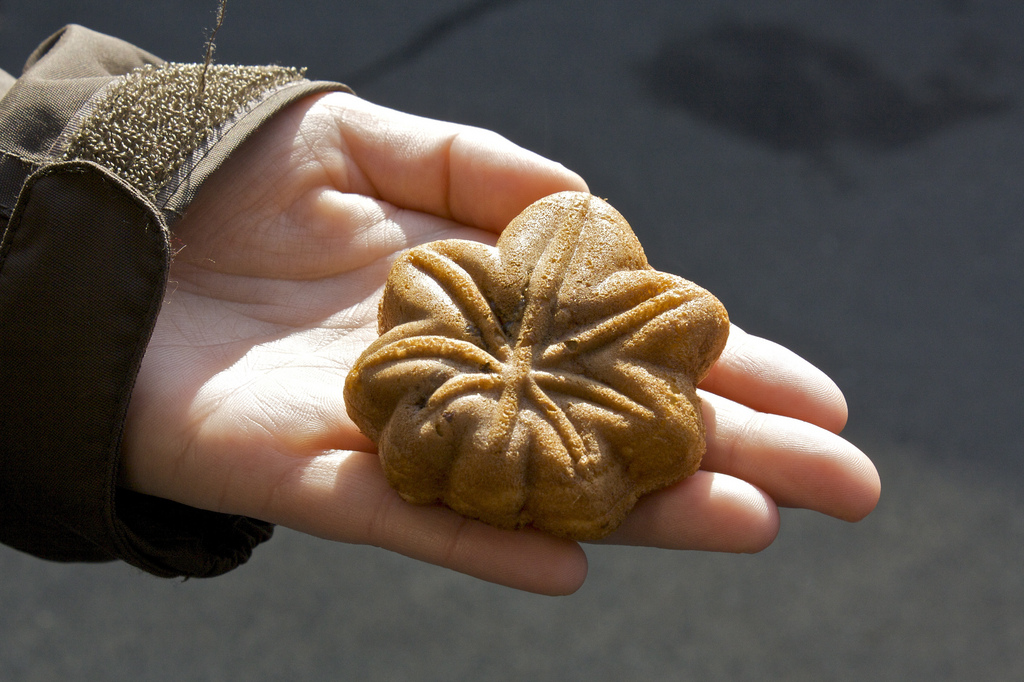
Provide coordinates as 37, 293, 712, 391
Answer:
345, 191, 729, 540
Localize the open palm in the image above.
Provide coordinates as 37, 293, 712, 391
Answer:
122, 92, 879, 595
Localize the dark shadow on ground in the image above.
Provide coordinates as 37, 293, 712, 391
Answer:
638, 21, 1012, 155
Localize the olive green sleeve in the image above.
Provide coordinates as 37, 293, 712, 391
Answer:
0, 25, 350, 577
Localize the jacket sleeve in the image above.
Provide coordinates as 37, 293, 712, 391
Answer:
0, 25, 351, 577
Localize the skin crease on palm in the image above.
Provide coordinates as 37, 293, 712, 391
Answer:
121, 92, 881, 596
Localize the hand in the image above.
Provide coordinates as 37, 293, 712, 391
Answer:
122, 92, 880, 595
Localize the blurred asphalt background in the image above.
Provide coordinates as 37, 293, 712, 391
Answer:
2, 0, 1022, 679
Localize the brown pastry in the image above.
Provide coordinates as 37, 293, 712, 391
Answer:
344, 191, 729, 540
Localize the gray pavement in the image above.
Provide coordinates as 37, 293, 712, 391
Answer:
2, 1, 1022, 679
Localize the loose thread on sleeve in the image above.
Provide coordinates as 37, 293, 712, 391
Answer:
196, 0, 228, 103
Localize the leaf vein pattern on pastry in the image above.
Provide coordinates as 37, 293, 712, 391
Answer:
368, 195, 703, 459
345, 191, 730, 539
359, 335, 500, 373
406, 248, 512, 361
539, 288, 698, 365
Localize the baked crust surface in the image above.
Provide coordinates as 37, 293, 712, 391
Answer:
345, 192, 729, 539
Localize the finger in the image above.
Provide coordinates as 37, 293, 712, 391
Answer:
700, 391, 881, 521
599, 471, 780, 553
700, 324, 849, 433
254, 450, 589, 596
292, 191, 499, 278
323, 93, 589, 231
